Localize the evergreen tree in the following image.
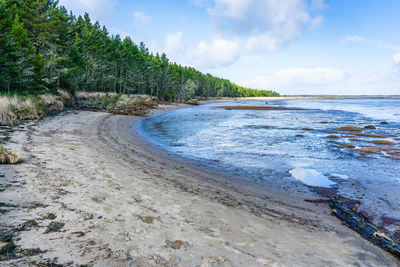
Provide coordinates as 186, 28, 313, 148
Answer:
0, 0, 280, 98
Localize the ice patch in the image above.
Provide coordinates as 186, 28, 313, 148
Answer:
331, 173, 350, 179
289, 168, 336, 187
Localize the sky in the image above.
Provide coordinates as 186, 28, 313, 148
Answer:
58, 0, 400, 95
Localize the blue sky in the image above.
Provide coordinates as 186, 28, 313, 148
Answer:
58, 0, 400, 95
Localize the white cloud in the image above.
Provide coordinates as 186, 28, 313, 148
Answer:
243, 67, 347, 93
164, 32, 184, 57
133, 11, 152, 25
343, 35, 366, 43
197, 0, 324, 52
310, 0, 325, 10
195, 38, 240, 68
207, 0, 252, 20
159, 32, 240, 69
310, 15, 324, 27
394, 53, 400, 70
58, 0, 118, 23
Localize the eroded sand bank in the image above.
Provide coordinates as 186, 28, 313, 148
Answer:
0, 107, 398, 266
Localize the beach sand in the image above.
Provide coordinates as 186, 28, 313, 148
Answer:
0, 105, 398, 266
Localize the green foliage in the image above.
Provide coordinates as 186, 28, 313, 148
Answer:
0, 0, 280, 99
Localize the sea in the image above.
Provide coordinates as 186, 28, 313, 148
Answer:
138, 97, 400, 229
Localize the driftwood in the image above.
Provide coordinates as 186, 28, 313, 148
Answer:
329, 197, 400, 257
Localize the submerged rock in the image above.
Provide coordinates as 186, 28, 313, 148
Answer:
326, 135, 340, 139
364, 125, 376, 129
368, 140, 396, 145
380, 121, 389, 125
333, 142, 355, 148
355, 147, 382, 155
302, 127, 313, 131
295, 134, 304, 137
333, 126, 363, 132
350, 132, 393, 138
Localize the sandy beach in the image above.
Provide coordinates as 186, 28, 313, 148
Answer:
1, 104, 398, 266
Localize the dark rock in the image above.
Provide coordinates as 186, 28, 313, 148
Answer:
44, 222, 65, 234
364, 125, 376, 129
0, 241, 17, 260
380, 121, 389, 125
166, 240, 184, 250
15, 220, 39, 232
71, 231, 86, 237
44, 213, 57, 220
140, 216, 154, 224
0, 233, 12, 242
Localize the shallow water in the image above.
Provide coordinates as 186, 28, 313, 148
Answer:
139, 98, 400, 225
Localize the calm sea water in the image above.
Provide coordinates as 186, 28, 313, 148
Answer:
139, 98, 400, 220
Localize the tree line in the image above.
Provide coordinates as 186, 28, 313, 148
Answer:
0, 0, 280, 101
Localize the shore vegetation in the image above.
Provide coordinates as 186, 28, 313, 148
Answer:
0, 144, 20, 164
0, 0, 279, 103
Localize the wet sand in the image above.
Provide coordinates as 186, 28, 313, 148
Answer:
0, 105, 398, 266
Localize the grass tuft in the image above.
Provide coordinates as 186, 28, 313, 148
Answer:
0, 96, 47, 126
0, 145, 21, 164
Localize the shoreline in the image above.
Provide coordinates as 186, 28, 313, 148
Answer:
0, 104, 398, 265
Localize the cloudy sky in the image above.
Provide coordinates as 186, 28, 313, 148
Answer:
58, 0, 400, 95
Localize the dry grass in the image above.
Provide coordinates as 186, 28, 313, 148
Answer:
40, 94, 64, 111
75, 92, 158, 116
0, 96, 46, 125
0, 96, 18, 125
333, 126, 363, 132
109, 95, 158, 116
58, 90, 73, 106
0, 145, 21, 164
75, 91, 119, 101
